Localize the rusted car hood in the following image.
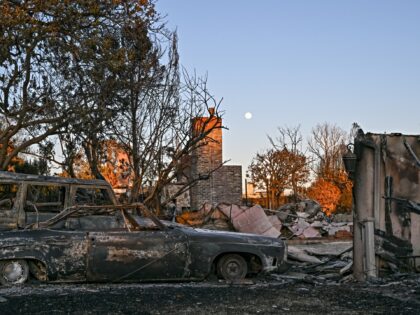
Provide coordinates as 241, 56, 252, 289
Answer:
180, 227, 284, 247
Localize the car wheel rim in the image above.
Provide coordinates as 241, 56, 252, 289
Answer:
226, 261, 241, 277
2, 261, 26, 283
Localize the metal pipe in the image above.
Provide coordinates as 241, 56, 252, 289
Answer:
364, 217, 377, 278
374, 145, 381, 229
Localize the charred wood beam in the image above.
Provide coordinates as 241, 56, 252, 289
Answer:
403, 137, 420, 169
375, 228, 414, 271
375, 229, 413, 255
376, 249, 413, 271
382, 197, 420, 215
384, 176, 393, 235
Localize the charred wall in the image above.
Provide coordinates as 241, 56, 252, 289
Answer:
353, 132, 420, 280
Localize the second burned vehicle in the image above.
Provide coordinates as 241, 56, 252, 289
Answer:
0, 171, 286, 285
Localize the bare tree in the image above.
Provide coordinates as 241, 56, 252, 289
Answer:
306, 123, 354, 214
108, 30, 225, 211
268, 125, 303, 154
268, 125, 309, 201
307, 122, 347, 179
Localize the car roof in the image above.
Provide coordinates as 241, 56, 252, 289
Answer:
0, 171, 111, 186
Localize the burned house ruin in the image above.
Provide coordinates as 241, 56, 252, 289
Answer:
352, 131, 420, 280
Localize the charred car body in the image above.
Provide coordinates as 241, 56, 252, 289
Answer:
0, 171, 286, 285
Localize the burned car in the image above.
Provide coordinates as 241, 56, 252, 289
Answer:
0, 172, 286, 285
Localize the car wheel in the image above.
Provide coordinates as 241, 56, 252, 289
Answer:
217, 254, 247, 281
0, 260, 29, 286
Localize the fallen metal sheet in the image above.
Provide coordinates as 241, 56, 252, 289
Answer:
293, 241, 353, 257
340, 262, 353, 275
288, 218, 310, 237
302, 227, 321, 239
287, 246, 323, 264
218, 204, 280, 238
310, 221, 324, 228
267, 215, 282, 233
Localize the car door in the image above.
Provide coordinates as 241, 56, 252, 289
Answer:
86, 227, 190, 282
42, 230, 89, 282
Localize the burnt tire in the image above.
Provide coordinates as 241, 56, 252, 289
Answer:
217, 254, 247, 281
0, 260, 29, 286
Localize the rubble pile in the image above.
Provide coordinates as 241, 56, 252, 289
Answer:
176, 203, 281, 237
176, 203, 234, 231
276, 200, 353, 239
176, 200, 353, 240
284, 240, 354, 282
374, 230, 415, 273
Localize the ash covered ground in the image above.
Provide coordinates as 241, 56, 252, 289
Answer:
0, 274, 419, 314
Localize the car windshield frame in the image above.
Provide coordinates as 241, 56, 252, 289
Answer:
25, 203, 166, 232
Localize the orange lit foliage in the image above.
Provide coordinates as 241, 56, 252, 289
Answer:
307, 171, 353, 216
60, 140, 129, 188
58, 157, 92, 179
306, 122, 353, 215
0, 140, 24, 172
99, 141, 130, 188
307, 179, 341, 216
335, 171, 353, 212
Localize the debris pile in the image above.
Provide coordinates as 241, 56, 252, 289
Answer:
284, 240, 354, 282
276, 200, 353, 239
176, 200, 353, 240
176, 203, 233, 231
375, 229, 415, 273
176, 203, 281, 238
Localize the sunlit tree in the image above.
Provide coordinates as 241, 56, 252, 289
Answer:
249, 148, 309, 209
268, 125, 310, 201
307, 122, 353, 214
307, 178, 341, 216
308, 122, 347, 179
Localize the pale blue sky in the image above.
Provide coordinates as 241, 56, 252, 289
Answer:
157, 0, 420, 170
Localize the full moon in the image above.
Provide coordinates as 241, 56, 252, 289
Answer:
244, 112, 253, 120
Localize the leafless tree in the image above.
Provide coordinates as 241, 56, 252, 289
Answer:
109, 31, 225, 212
268, 125, 310, 201
307, 122, 348, 179
268, 125, 303, 154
